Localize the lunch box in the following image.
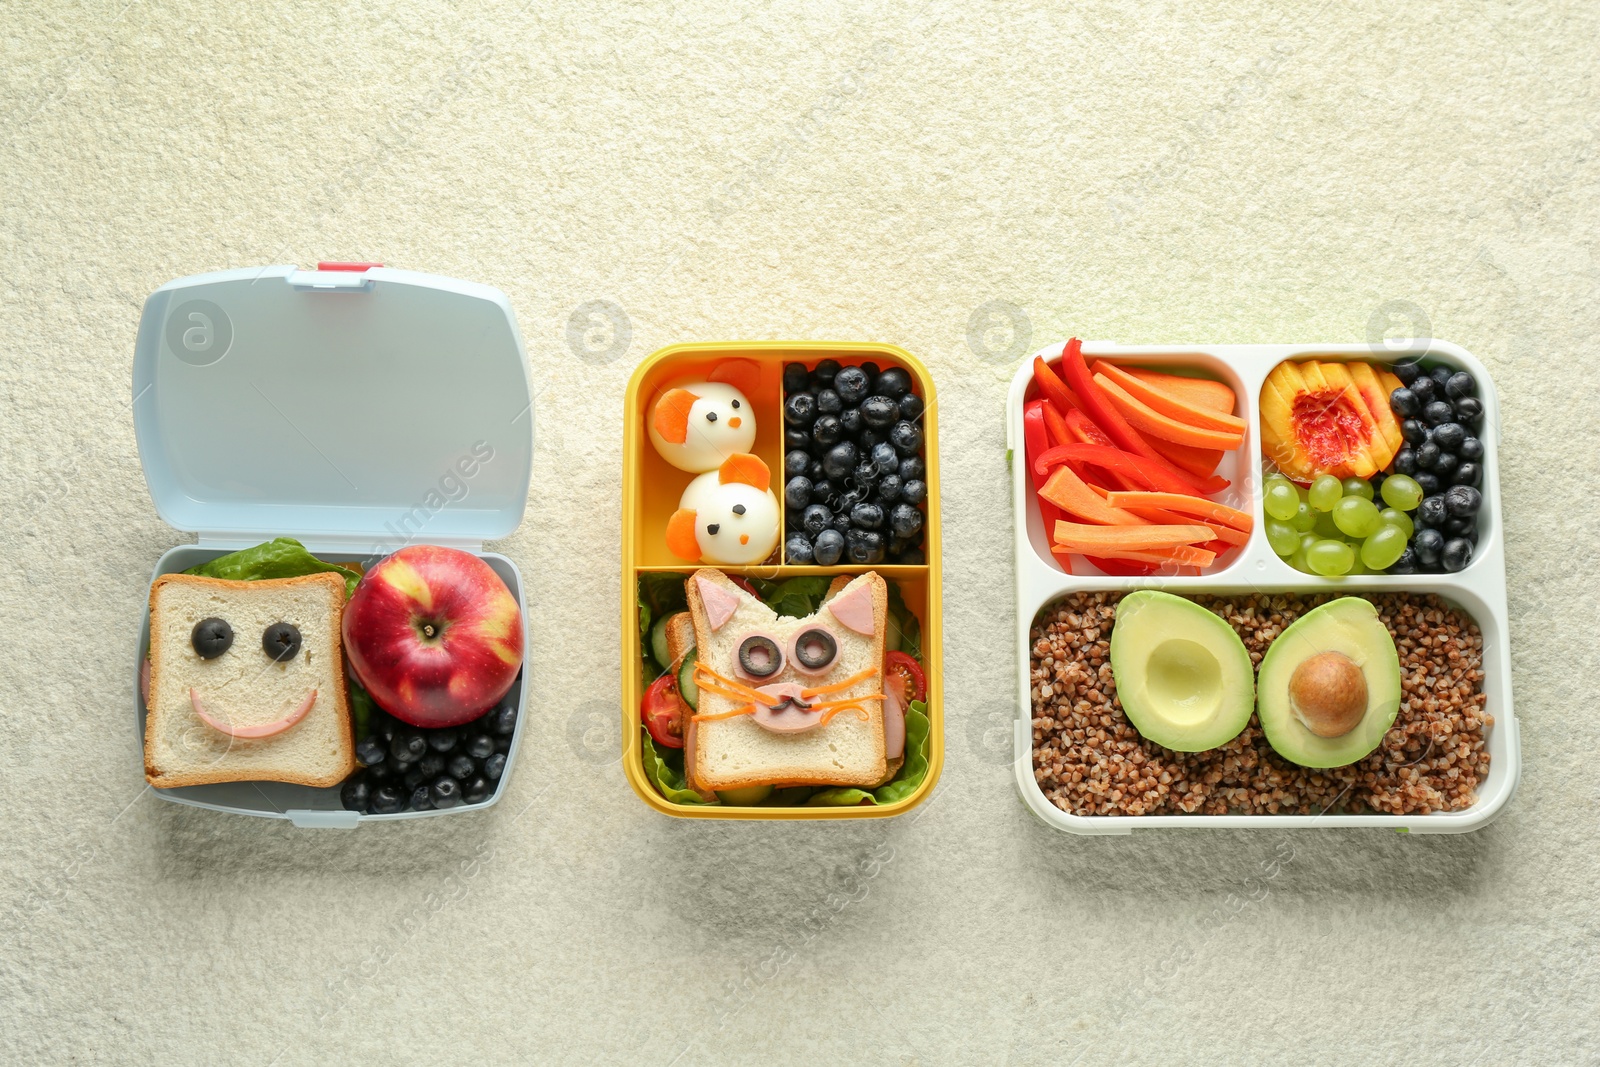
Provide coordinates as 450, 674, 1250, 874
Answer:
620, 341, 943, 819
1007, 340, 1519, 834
131, 264, 535, 827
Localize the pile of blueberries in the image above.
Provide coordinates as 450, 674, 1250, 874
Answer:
340, 685, 518, 815
1386, 362, 1484, 574
780, 360, 927, 566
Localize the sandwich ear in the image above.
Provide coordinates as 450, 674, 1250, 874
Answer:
652, 388, 701, 445
694, 574, 741, 631
666, 508, 702, 561
825, 578, 876, 635
718, 453, 770, 491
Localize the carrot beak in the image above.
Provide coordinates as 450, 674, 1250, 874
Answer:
728, 416, 742, 428
739, 534, 750, 545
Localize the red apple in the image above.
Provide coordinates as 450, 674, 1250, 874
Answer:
342, 545, 524, 728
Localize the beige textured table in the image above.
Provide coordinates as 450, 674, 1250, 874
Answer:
3, 2, 1597, 1063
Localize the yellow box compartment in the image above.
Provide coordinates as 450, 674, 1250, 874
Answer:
621, 341, 942, 819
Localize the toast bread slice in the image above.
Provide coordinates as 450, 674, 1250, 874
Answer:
683, 569, 888, 791
144, 572, 357, 788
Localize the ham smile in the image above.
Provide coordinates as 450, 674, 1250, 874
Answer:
190, 688, 317, 738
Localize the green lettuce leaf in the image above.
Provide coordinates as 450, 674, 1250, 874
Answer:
886, 581, 922, 660
747, 576, 831, 619
637, 571, 691, 669
639, 727, 715, 805
184, 537, 363, 599
806, 702, 931, 806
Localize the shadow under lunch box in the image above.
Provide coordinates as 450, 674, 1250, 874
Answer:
131, 264, 534, 827
621, 342, 943, 819
1007, 340, 1519, 834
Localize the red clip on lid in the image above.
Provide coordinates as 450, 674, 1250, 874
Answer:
316, 261, 384, 272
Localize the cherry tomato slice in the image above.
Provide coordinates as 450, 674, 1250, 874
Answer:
884, 650, 926, 705
728, 575, 760, 598
642, 673, 686, 749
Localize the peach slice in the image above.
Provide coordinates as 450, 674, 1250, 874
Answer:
1344, 361, 1402, 469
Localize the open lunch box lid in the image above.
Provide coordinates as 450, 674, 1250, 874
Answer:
132, 264, 533, 552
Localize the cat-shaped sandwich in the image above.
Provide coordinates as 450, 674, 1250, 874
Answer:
678, 568, 902, 793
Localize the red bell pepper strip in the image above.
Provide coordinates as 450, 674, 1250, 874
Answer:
1033, 442, 1194, 495
1052, 339, 1218, 495
1039, 401, 1073, 448
1023, 401, 1070, 573
1032, 355, 1082, 413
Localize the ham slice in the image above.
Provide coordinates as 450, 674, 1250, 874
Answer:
190, 688, 316, 739
826, 581, 876, 635
696, 575, 740, 631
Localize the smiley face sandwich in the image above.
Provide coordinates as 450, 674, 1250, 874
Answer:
143, 571, 357, 788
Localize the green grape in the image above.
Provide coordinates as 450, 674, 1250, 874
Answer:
1308, 475, 1343, 512
1341, 477, 1375, 501
1264, 482, 1300, 521
1332, 496, 1381, 538
1347, 555, 1370, 575
1264, 472, 1293, 494
1360, 524, 1409, 570
1379, 508, 1414, 538
1290, 501, 1317, 532
1289, 546, 1313, 573
1306, 538, 1356, 576
1299, 532, 1320, 554
1380, 474, 1423, 512
1265, 519, 1300, 557
1314, 510, 1344, 540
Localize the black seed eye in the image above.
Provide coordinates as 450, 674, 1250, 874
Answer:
738, 635, 783, 678
732, 504, 746, 516
192, 617, 233, 659
794, 628, 838, 670
707, 523, 720, 535
706, 411, 718, 422
262, 622, 302, 662
732, 399, 740, 408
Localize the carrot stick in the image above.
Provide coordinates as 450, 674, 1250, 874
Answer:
1091, 361, 1245, 432
1094, 373, 1246, 450
1103, 491, 1254, 532
1052, 544, 1217, 567
1052, 520, 1217, 550
1039, 466, 1146, 526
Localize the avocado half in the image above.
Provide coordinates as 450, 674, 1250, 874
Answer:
1256, 597, 1401, 768
1109, 591, 1255, 752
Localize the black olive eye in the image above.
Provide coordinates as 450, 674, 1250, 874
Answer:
732, 504, 746, 516
732, 399, 741, 409
191, 617, 234, 660
706, 411, 718, 422
738, 635, 783, 678
707, 523, 720, 535
262, 622, 302, 662
794, 628, 838, 670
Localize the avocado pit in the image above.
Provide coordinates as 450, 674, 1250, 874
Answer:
1288, 651, 1367, 738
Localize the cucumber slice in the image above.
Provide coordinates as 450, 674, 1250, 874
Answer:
650, 614, 673, 671
677, 650, 699, 710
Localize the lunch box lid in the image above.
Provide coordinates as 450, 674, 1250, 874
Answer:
132, 264, 533, 551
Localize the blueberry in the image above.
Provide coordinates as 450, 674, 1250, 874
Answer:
1400, 419, 1428, 445
191, 617, 234, 660
489, 702, 518, 736
853, 459, 882, 486
1393, 447, 1417, 475
390, 731, 427, 764
890, 420, 923, 455
426, 728, 459, 753
1390, 388, 1420, 418
899, 393, 925, 421
898, 456, 925, 481
1387, 546, 1420, 574
1433, 452, 1458, 481
860, 361, 881, 381
418, 754, 446, 780
835, 366, 870, 404
857, 428, 883, 451
811, 415, 843, 447
1441, 538, 1472, 573
785, 428, 810, 451
1392, 359, 1423, 385
1409, 375, 1437, 403
340, 775, 371, 812
838, 407, 863, 436
876, 367, 913, 398
783, 362, 810, 393
462, 776, 493, 805
1414, 440, 1440, 470
262, 621, 302, 662
816, 388, 842, 416
1444, 371, 1476, 400
860, 395, 898, 429
1453, 461, 1482, 487
1455, 396, 1483, 428
1423, 400, 1454, 426
365, 758, 398, 782
1412, 528, 1445, 564
356, 737, 387, 767
846, 528, 885, 565
785, 534, 815, 563
811, 478, 836, 505
900, 478, 928, 506
430, 777, 462, 809
1417, 495, 1448, 529
369, 786, 406, 815
785, 449, 810, 478
889, 503, 924, 538
1432, 422, 1465, 452
1442, 516, 1476, 537
483, 752, 507, 780
876, 473, 902, 503
465, 733, 496, 759
1459, 436, 1484, 462
403, 765, 427, 791
438, 753, 471, 781
408, 785, 434, 812
864, 441, 896, 473
802, 504, 832, 536
814, 359, 841, 384
851, 502, 884, 530
813, 528, 845, 566
822, 442, 858, 480
1429, 365, 1454, 388
834, 487, 865, 513
1444, 484, 1481, 517
1414, 471, 1441, 496
494, 735, 512, 754
785, 476, 812, 509
784, 392, 817, 426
